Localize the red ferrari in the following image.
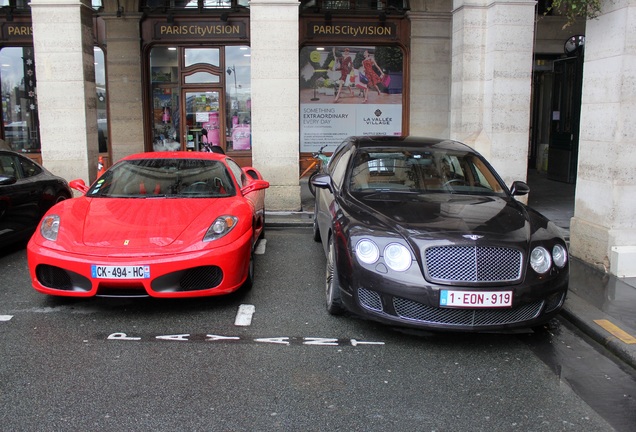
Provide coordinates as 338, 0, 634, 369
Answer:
27, 152, 269, 298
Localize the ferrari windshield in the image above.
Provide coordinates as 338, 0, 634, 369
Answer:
348, 148, 506, 195
87, 158, 237, 198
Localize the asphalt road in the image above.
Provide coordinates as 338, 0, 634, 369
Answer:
1, 228, 634, 431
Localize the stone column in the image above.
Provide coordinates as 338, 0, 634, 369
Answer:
30, 0, 97, 182
250, 0, 301, 211
99, 2, 145, 164
570, 0, 636, 276
450, 0, 535, 187
408, 3, 452, 138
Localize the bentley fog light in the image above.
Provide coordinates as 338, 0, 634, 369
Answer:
204, 216, 238, 242
356, 239, 379, 264
384, 243, 412, 272
530, 246, 552, 274
40, 215, 60, 241
552, 244, 568, 268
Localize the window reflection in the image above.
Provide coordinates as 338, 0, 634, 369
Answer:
0, 47, 40, 153
225, 46, 251, 151
184, 48, 220, 68
94, 47, 109, 153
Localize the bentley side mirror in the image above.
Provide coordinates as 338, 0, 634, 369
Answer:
510, 181, 530, 196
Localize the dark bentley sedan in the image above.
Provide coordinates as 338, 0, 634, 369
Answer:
0, 149, 72, 247
312, 136, 568, 332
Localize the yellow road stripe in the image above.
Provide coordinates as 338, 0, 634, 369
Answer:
594, 319, 636, 344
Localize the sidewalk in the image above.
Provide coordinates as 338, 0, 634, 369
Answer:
267, 173, 636, 370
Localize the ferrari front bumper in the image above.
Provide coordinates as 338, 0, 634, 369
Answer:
27, 231, 253, 298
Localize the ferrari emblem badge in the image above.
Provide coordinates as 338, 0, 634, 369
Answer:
124, 240, 129, 246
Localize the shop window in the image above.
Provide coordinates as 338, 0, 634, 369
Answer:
150, 46, 180, 152
225, 46, 251, 152
184, 48, 219, 68
94, 47, 109, 153
185, 72, 220, 84
300, 0, 409, 13
0, 47, 40, 154
148, 45, 251, 153
143, 0, 249, 11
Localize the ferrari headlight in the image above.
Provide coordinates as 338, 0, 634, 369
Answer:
204, 216, 238, 242
384, 243, 412, 272
530, 246, 552, 274
40, 215, 60, 241
355, 239, 379, 264
552, 244, 568, 268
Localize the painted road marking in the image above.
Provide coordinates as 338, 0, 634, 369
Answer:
594, 319, 636, 344
0, 315, 13, 321
106, 333, 385, 347
235, 304, 256, 326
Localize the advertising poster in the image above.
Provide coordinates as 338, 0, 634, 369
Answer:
300, 45, 404, 152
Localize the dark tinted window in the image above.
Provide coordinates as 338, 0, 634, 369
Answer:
18, 156, 42, 178
88, 158, 236, 198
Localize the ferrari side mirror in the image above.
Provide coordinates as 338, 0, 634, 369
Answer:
241, 179, 269, 195
69, 179, 89, 194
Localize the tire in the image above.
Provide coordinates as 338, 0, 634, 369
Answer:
312, 206, 321, 243
242, 253, 254, 291
308, 170, 319, 197
258, 213, 265, 240
326, 236, 345, 315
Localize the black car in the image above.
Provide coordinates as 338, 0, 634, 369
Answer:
0, 150, 72, 247
312, 136, 568, 332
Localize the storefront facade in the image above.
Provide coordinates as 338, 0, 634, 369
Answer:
4, 0, 636, 276
0, 16, 41, 163
140, 14, 253, 166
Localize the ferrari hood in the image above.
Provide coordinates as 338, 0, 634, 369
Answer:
79, 198, 213, 248
352, 192, 532, 242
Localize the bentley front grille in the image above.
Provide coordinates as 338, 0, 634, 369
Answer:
359, 288, 383, 312
393, 296, 543, 326
425, 246, 522, 284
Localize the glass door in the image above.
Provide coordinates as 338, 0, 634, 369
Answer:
182, 90, 224, 153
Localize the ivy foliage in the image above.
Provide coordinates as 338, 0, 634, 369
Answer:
547, 0, 603, 26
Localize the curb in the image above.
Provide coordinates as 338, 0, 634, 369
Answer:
561, 291, 636, 370
266, 211, 313, 228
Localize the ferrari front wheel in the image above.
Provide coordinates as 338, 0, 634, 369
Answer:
325, 236, 344, 315
242, 253, 254, 291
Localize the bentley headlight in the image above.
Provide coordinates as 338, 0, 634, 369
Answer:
384, 243, 412, 272
552, 244, 568, 268
530, 246, 552, 274
40, 215, 60, 241
204, 216, 238, 242
355, 239, 379, 264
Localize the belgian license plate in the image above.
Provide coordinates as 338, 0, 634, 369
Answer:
440, 290, 512, 308
91, 265, 150, 280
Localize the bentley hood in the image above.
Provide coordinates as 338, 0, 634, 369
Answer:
350, 192, 546, 244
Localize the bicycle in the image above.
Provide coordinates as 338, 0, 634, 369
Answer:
300, 145, 330, 197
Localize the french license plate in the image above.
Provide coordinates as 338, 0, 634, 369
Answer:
91, 265, 150, 280
440, 290, 512, 308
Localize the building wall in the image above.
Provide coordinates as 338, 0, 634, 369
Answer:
450, 0, 535, 188
408, 1, 452, 138
251, 0, 301, 211
30, 0, 99, 182
570, 0, 636, 276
